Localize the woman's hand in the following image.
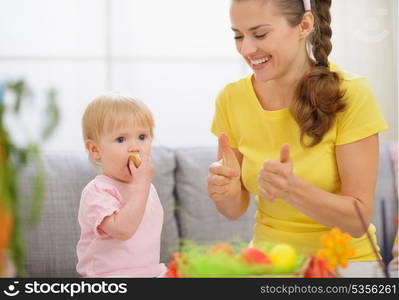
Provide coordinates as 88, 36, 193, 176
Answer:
208, 133, 241, 202
258, 144, 294, 202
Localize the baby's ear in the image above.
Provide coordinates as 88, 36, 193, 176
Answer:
85, 139, 101, 161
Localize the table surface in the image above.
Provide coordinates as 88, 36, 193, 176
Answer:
340, 261, 397, 278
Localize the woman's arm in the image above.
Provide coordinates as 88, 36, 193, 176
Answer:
259, 134, 379, 237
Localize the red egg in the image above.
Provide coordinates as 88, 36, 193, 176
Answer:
240, 247, 271, 264
304, 256, 336, 278
209, 243, 234, 256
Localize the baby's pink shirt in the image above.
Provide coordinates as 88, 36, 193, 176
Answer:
76, 175, 166, 277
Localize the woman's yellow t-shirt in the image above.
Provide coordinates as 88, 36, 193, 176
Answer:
211, 64, 388, 260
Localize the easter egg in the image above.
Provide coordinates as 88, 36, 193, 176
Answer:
269, 244, 297, 269
209, 243, 233, 256
240, 247, 271, 264
304, 256, 336, 278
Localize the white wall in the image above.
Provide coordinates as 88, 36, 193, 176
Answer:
0, 0, 397, 151
330, 0, 398, 142
396, 0, 399, 142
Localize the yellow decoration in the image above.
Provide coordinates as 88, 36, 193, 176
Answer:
317, 227, 355, 272
269, 244, 297, 269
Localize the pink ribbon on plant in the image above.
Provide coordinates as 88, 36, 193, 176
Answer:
303, 0, 311, 11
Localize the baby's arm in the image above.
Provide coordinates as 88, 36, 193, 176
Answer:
99, 155, 154, 240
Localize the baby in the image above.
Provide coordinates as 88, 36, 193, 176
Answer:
76, 93, 166, 277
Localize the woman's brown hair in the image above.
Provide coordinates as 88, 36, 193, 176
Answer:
234, 0, 346, 146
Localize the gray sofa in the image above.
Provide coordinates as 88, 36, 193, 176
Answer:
20, 143, 397, 277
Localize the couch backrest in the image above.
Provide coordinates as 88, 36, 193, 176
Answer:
174, 147, 257, 245
19, 143, 397, 277
20, 151, 93, 277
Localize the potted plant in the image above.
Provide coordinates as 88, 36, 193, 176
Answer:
0, 80, 60, 277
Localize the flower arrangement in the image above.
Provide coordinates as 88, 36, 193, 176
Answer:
317, 227, 355, 271
304, 227, 355, 277
0, 80, 60, 277
166, 227, 356, 278
165, 241, 307, 278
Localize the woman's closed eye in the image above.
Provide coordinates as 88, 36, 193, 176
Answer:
254, 33, 267, 39
234, 33, 268, 40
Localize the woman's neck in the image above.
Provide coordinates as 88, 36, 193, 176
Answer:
254, 57, 313, 111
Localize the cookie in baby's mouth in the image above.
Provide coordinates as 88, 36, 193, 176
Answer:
129, 153, 141, 168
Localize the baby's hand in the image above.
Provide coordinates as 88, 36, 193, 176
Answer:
128, 153, 154, 186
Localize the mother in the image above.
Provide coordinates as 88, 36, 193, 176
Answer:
208, 0, 388, 260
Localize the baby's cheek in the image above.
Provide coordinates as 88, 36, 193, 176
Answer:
145, 144, 153, 155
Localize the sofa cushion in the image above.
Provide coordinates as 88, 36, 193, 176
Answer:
150, 146, 179, 263
175, 147, 257, 246
20, 151, 95, 277
19, 146, 177, 277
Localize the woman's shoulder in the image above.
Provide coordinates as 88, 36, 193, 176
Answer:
331, 64, 387, 130
331, 62, 371, 92
330, 62, 378, 112
216, 75, 252, 103
227, 74, 251, 88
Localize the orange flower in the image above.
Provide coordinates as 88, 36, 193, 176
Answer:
317, 228, 355, 271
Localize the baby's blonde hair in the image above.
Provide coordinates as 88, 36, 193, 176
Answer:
82, 93, 154, 164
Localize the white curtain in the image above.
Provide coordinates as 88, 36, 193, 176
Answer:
330, 0, 398, 142
0, 0, 397, 150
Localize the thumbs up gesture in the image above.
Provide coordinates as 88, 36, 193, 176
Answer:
257, 144, 294, 202
207, 133, 241, 202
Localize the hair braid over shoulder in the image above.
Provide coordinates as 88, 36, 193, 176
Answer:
292, 0, 346, 146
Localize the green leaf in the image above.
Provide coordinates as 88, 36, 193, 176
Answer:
28, 146, 45, 226
1, 79, 59, 276
41, 88, 60, 141
6, 80, 31, 114
9, 214, 27, 277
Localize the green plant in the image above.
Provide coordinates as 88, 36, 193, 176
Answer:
0, 79, 60, 276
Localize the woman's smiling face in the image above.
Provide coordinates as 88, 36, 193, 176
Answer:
230, 0, 306, 82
